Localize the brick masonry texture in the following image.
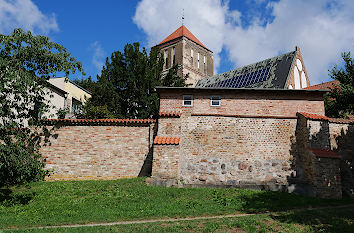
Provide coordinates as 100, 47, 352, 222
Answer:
159, 90, 325, 118
40, 124, 154, 181
152, 145, 180, 180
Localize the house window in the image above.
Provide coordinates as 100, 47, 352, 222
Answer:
72, 98, 82, 115
191, 49, 193, 65
204, 56, 206, 73
172, 47, 176, 65
197, 52, 200, 69
165, 50, 169, 69
210, 96, 221, 107
182, 95, 193, 107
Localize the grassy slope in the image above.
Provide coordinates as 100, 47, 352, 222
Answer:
7, 208, 354, 233
0, 178, 353, 229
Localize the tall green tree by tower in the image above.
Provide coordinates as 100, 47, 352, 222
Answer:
75, 42, 188, 119
0, 29, 83, 187
325, 51, 354, 117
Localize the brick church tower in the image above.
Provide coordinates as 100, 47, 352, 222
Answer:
155, 25, 214, 86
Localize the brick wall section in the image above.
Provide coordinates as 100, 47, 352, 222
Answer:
313, 155, 342, 198
158, 118, 181, 137
329, 123, 354, 159
159, 90, 325, 118
40, 124, 154, 180
151, 145, 180, 183
177, 116, 297, 187
329, 122, 354, 196
307, 120, 331, 149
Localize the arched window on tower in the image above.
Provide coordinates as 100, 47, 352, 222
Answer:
165, 50, 169, 69
172, 47, 176, 65
197, 52, 200, 69
191, 49, 193, 65
204, 56, 206, 73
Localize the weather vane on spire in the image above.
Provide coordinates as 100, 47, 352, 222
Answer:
182, 8, 184, 26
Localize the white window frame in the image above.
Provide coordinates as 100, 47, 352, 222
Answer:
210, 96, 221, 107
182, 95, 193, 107
165, 50, 169, 69
172, 47, 176, 65
191, 49, 193, 64
197, 53, 200, 69
204, 56, 206, 73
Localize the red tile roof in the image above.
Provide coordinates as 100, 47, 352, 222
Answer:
309, 148, 340, 159
153, 136, 180, 145
297, 112, 329, 121
44, 119, 156, 125
158, 25, 208, 50
328, 118, 354, 124
159, 111, 181, 117
304, 80, 340, 90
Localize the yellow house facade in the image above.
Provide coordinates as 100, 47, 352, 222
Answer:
48, 77, 91, 117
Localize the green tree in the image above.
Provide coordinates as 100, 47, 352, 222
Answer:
76, 42, 187, 119
325, 51, 354, 117
0, 29, 82, 187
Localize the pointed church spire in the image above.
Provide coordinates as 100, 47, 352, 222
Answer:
158, 25, 208, 50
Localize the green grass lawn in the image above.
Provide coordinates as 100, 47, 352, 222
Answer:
6, 207, 354, 233
0, 178, 353, 230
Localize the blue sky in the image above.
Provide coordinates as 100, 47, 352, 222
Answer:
1, 0, 354, 84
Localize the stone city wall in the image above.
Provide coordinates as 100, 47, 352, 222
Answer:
177, 116, 297, 189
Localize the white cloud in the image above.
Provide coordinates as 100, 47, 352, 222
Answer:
0, 0, 58, 34
89, 41, 105, 71
133, 0, 354, 84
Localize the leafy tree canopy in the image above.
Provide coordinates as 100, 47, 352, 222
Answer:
0, 28, 82, 187
74, 42, 187, 119
325, 51, 354, 117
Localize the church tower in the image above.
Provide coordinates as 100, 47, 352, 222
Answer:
155, 26, 213, 86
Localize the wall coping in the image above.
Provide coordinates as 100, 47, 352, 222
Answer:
298, 112, 354, 124
42, 118, 156, 126
297, 112, 329, 121
153, 136, 180, 145
159, 111, 181, 118
308, 148, 341, 159
191, 114, 298, 119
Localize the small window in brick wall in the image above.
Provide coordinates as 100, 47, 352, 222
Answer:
183, 95, 193, 107
210, 96, 221, 106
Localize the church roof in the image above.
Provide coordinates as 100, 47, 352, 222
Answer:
196, 50, 297, 89
158, 25, 208, 50
304, 80, 339, 90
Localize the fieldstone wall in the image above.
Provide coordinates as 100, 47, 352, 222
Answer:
329, 122, 354, 196
40, 123, 155, 180
313, 155, 342, 198
177, 116, 297, 189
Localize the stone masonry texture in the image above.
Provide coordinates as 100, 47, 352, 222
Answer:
178, 116, 297, 187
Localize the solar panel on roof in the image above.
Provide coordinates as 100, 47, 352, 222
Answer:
206, 67, 270, 88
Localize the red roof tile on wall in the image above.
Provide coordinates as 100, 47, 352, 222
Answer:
304, 80, 340, 90
44, 119, 156, 125
153, 136, 180, 145
297, 112, 329, 121
309, 148, 340, 159
158, 25, 207, 49
328, 118, 354, 124
159, 111, 181, 117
